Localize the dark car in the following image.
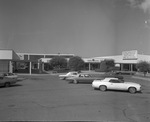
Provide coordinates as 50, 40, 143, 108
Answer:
66, 74, 102, 84
114, 70, 135, 75
103, 72, 124, 79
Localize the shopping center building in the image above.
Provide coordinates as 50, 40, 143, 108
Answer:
83, 50, 150, 71
0, 49, 150, 74
0, 49, 74, 74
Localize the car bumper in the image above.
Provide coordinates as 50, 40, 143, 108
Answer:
138, 86, 142, 92
92, 82, 99, 88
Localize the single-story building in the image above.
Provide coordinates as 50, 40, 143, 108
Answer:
0, 49, 20, 73
38, 50, 150, 71
0, 49, 41, 74
1, 49, 150, 73
83, 50, 150, 71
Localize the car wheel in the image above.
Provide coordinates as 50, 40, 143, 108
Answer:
63, 77, 66, 80
128, 87, 136, 94
99, 85, 107, 91
73, 79, 78, 84
5, 82, 10, 87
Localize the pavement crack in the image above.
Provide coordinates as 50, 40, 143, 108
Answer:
31, 101, 89, 110
122, 108, 138, 122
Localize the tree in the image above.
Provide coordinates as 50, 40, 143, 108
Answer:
50, 56, 67, 69
136, 61, 150, 76
105, 59, 115, 71
99, 60, 107, 72
100, 59, 115, 72
68, 56, 85, 71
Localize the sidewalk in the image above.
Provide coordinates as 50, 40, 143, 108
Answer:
132, 75, 150, 81
17, 73, 52, 76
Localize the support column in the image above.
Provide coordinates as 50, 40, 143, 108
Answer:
38, 63, 40, 69
9, 61, 13, 73
42, 63, 45, 71
89, 63, 91, 71
120, 64, 123, 71
28, 55, 30, 60
29, 62, 32, 75
131, 64, 133, 71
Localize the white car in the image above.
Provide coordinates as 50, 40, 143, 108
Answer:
0, 75, 19, 87
59, 72, 79, 80
2, 73, 18, 79
92, 78, 141, 94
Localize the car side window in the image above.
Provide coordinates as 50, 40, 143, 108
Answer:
109, 79, 120, 83
79, 74, 83, 77
84, 74, 89, 77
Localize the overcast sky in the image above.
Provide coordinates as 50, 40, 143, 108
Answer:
0, 0, 150, 57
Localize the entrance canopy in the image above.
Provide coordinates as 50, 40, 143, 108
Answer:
0, 49, 20, 73
0, 49, 20, 60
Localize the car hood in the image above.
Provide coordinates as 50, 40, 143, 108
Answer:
59, 74, 67, 77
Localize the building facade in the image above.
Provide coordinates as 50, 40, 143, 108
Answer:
1, 49, 150, 73
83, 50, 150, 71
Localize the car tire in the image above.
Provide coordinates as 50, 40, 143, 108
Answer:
128, 87, 136, 94
63, 77, 66, 80
99, 85, 107, 91
73, 79, 78, 84
5, 82, 10, 87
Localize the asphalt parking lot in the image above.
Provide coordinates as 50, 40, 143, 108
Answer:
0, 74, 150, 121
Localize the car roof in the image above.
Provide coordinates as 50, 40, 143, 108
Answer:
67, 71, 78, 74
69, 71, 78, 73
104, 77, 118, 80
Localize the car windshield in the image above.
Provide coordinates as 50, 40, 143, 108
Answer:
79, 74, 84, 77
110, 79, 124, 83
84, 74, 90, 77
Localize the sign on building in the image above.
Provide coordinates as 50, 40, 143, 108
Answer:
87, 59, 100, 63
18, 54, 24, 60
122, 50, 138, 60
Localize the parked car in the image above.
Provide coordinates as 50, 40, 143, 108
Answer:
103, 72, 124, 79
59, 71, 79, 80
66, 74, 102, 84
92, 77, 141, 93
114, 70, 135, 75
2, 73, 18, 79
0, 75, 20, 87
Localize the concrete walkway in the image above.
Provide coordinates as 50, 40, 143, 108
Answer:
132, 75, 150, 81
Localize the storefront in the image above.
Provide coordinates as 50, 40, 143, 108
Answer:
83, 58, 101, 71
1, 49, 150, 73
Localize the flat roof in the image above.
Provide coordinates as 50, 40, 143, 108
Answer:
17, 52, 75, 56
